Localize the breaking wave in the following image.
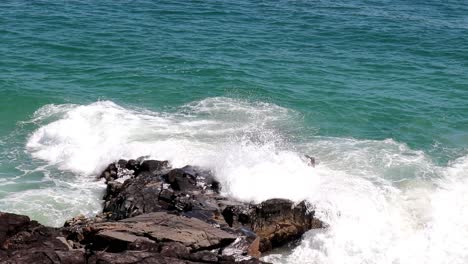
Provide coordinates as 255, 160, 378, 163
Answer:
3, 98, 466, 263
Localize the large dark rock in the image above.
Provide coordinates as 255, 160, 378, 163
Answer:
103, 170, 166, 220
99, 158, 170, 183
162, 168, 198, 191
0, 212, 87, 264
0, 210, 268, 264
222, 199, 323, 252
0, 212, 31, 247
0, 212, 67, 252
102, 162, 221, 222
101, 159, 323, 255
137, 160, 170, 175
0, 158, 324, 263
253, 199, 323, 252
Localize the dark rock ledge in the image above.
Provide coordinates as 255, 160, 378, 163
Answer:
0, 159, 323, 264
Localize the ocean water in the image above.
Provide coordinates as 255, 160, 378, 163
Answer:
1, 1, 468, 263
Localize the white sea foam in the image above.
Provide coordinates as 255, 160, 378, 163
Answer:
25, 99, 292, 175
262, 153, 468, 264
0, 179, 104, 227
9, 98, 468, 263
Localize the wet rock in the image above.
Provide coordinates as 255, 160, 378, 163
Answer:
162, 168, 198, 191
125, 159, 139, 171
222, 236, 260, 261
102, 170, 167, 220
253, 199, 323, 252
117, 159, 128, 170
0, 212, 31, 246
179, 166, 220, 193
100, 158, 169, 183
63, 214, 87, 228
99, 162, 119, 182
103, 181, 123, 200
0, 159, 324, 263
222, 199, 323, 252
0, 212, 67, 253
222, 205, 251, 228
100, 159, 323, 256
103, 163, 222, 221
136, 160, 170, 175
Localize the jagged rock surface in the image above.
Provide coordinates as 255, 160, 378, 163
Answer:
0, 158, 324, 263
85, 212, 237, 251
222, 199, 323, 252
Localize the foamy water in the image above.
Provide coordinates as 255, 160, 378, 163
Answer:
5, 98, 467, 263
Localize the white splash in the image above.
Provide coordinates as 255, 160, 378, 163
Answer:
4, 98, 467, 263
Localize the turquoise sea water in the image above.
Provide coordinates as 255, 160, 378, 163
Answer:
1, 1, 468, 263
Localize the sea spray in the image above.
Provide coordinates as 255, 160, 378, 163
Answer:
1, 98, 466, 263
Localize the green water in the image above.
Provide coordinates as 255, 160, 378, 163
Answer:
2, 0, 467, 153
1, 1, 468, 263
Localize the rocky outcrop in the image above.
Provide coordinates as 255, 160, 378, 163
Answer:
85, 212, 237, 251
222, 199, 323, 252
101, 162, 221, 222
0, 212, 86, 264
0, 158, 324, 263
0, 211, 264, 264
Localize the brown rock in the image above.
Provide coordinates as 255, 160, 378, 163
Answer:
87, 212, 237, 251
2, 249, 86, 264
247, 237, 261, 258
87, 251, 193, 264
0, 158, 324, 263
159, 242, 190, 258
0, 212, 31, 247
222, 199, 323, 252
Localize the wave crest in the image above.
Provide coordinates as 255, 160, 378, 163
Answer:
9, 98, 468, 263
